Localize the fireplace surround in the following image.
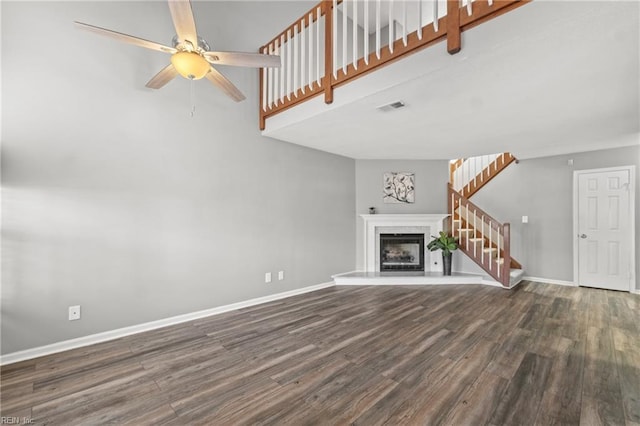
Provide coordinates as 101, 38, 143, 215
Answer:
360, 214, 449, 273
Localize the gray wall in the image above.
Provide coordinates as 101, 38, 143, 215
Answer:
1, 1, 355, 355
354, 147, 640, 289
471, 145, 640, 287
354, 159, 449, 268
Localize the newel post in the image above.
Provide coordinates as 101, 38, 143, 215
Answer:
447, 0, 461, 54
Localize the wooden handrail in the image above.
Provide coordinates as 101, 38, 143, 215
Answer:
460, 0, 533, 31
450, 153, 517, 199
330, 17, 447, 87
463, 152, 517, 199
259, 0, 530, 130
448, 184, 516, 287
449, 183, 504, 230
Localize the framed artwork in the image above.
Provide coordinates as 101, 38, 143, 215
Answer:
383, 172, 415, 204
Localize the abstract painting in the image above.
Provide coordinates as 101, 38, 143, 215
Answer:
383, 172, 415, 203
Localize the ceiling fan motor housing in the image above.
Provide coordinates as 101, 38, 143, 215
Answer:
172, 35, 210, 53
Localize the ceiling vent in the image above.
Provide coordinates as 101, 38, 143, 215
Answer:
377, 100, 406, 112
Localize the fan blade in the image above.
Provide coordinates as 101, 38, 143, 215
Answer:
205, 67, 246, 102
168, 0, 198, 48
74, 21, 176, 54
146, 64, 179, 89
203, 51, 281, 68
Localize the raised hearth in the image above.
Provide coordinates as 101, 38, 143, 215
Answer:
332, 270, 491, 285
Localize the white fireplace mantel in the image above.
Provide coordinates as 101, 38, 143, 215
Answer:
360, 214, 450, 272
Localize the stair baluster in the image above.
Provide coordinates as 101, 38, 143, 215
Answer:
448, 184, 519, 287
450, 152, 517, 199
481, 214, 485, 264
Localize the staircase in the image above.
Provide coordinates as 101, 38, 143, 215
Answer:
448, 153, 524, 288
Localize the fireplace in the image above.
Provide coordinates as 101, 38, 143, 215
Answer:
379, 233, 425, 271
361, 214, 447, 272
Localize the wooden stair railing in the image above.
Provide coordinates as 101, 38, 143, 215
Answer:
448, 184, 521, 287
259, 0, 531, 130
450, 152, 517, 199
449, 158, 464, 186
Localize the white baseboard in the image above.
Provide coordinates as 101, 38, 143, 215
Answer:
522, 276, 577, 287
0, 282, 335, 366
525, 276, 640, 294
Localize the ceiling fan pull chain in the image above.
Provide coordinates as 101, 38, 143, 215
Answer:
190, 78, 196, 117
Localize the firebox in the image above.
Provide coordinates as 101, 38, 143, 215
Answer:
379, 233, 425, 271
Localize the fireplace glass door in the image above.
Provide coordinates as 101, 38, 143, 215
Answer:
380, 233, 425, 271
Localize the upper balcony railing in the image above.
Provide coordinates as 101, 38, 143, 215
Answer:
259, 0, 529, 129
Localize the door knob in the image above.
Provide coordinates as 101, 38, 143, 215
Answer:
579, 234, 587, 239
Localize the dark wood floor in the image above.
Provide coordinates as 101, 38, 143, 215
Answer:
1, 282, 639, 425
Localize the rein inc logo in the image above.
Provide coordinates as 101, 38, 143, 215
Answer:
0, 417, 33, 424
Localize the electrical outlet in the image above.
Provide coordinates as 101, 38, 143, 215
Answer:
68, 305, 81, 321
265, 272, 272, 283
278, 271, 284, 280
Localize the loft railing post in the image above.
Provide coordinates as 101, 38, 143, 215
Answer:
324, 0, 334, 104
447, 0, 461, 54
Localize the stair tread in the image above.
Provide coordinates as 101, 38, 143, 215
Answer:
450, 153, 523, 288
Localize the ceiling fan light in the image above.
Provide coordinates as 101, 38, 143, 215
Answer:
170, 51, 210, 80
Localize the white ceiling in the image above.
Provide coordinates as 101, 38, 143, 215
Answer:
262, 1, 640, 160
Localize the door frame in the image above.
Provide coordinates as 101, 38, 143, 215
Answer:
573, 165, 636, 291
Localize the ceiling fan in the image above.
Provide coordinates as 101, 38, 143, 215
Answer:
74, 0, 280, 102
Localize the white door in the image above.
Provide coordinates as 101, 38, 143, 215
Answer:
576, 167, 634, 291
